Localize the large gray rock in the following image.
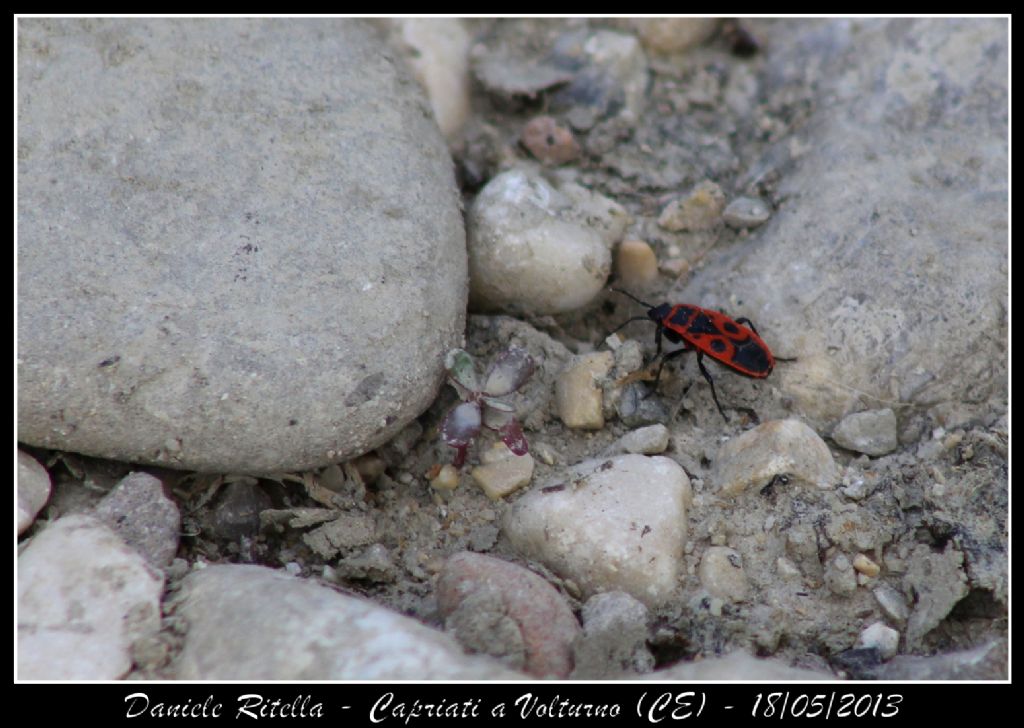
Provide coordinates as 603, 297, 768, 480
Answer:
170, 564, 521, 680
676, 19, 1007, 433
18, 19, 466, 473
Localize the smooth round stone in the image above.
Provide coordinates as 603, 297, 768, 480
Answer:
467, 167, 628, 315
18, 19, 466, 473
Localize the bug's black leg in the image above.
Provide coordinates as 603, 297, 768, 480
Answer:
639, 326, 666, 400
734, 317, 759, 335
697, 352, 729, 421
651, 346, 688, 394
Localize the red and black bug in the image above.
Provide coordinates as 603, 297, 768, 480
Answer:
608, 288, 775, 421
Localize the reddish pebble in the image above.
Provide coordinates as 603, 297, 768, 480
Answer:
521, 116, 581, 165
437, 551, 581, 678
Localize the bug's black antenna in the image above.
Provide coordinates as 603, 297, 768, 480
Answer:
606, 315, 652, 338
609, 287, 654, 308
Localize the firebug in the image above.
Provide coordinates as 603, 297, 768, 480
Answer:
608, 288, 775, 421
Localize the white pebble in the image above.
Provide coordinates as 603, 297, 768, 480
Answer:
832, 409, 899, 456
610, 424, 671, 455
722, 196, 771, 229
573, 592, 653, 678
654, 650, 835, 680
853, 553, 881, 577
390, 19, 471, 139
615, 239, 659, 286
555, 351, 614, 430
713, 419, 838, 497
471, 442, 535, 500
699, 547, 751, 603
856, 622, 900, 660
429, 463, 460, 491
776, 557, 802, 581
503, 455, 690, 607
467, 168, 628, 314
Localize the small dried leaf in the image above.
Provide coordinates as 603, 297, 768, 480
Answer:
440, 401, 482, 447
445, 349, 480, 394
483, 347, 535, 396
499, 419, 529, 456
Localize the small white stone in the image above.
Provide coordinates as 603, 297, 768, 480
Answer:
856, 622, 900, 660
531, 441, 558, 466
722, 196, 771, 229
853, 553, 881, 577
699, 547, 751, 603
573, 591, 654, 678
390, 19, 471, 139
615, 239, 659, 286
430, 463, 460, 491
610, 424, 670, 455
575, 30, 650, 122
832, 409, 899, 456
612, 339, 645, 375
714, 419, 838, 497
874, 585, 910, 623
556, 351, 614, 430
653, 650, 835, 680
471, 442, 535, 500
